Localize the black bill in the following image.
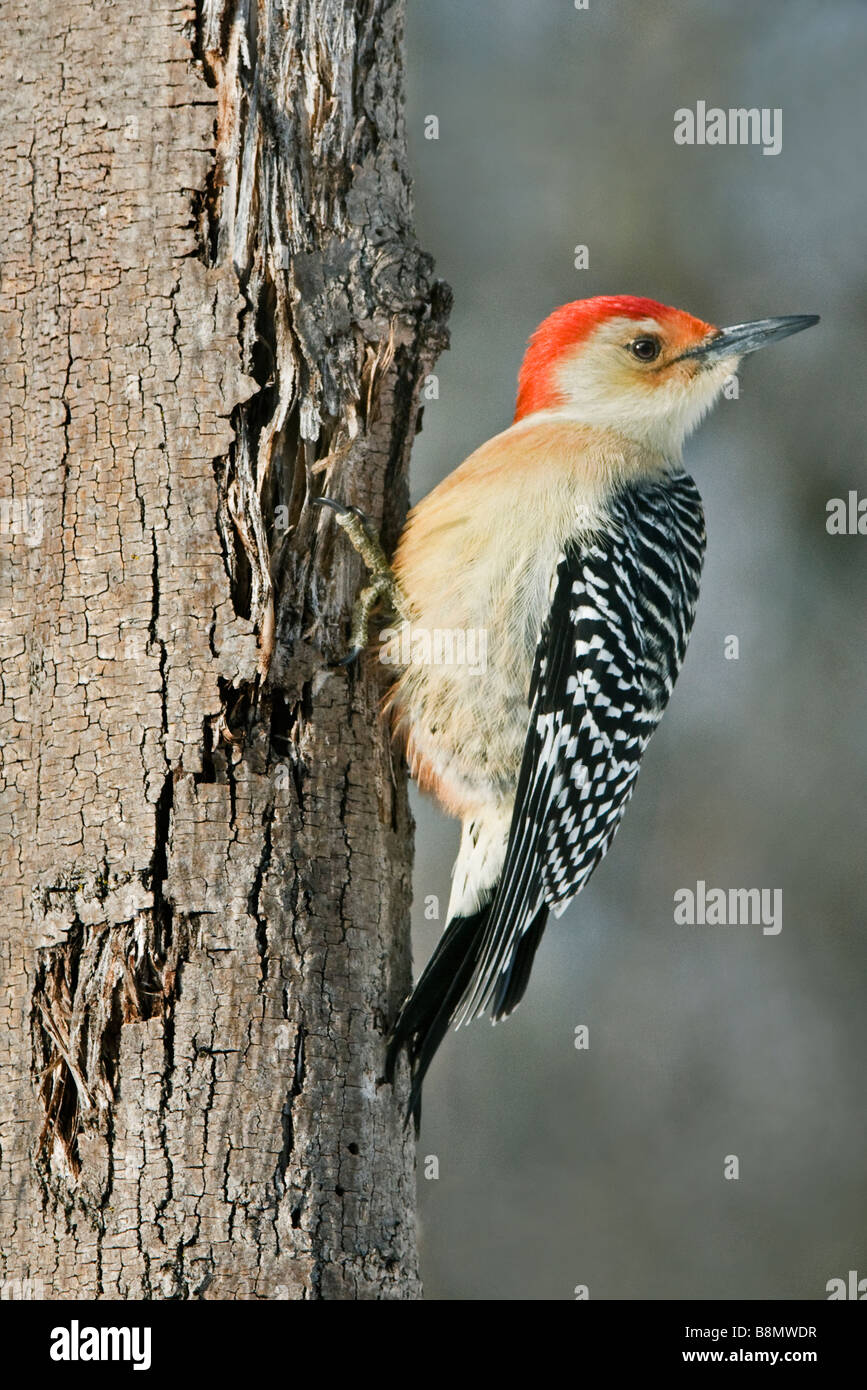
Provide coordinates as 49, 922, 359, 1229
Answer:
685, 314, 820, 363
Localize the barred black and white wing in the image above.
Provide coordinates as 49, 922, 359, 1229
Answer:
386, 470, 705, 1125
459, 470, 706, 1023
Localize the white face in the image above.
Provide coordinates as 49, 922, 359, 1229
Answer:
551, 315, 738, 457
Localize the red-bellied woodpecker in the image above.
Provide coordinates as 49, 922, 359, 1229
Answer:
318, 295, 818, 1124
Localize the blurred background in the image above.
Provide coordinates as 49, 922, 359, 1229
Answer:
402, 0, 867, 1300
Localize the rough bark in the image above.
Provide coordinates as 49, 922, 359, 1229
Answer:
0, 0, 448, 1299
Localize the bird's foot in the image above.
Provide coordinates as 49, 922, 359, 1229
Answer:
314, 497, 408, 663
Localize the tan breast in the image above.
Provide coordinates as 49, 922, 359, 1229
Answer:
387, 415, 668, 819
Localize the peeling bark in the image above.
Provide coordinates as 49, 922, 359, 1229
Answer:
0, 0, 448, 1299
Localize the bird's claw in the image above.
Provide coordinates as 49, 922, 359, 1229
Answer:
312, 495, 369, 524
312, 494, 345, 515
313, 495, 408, 663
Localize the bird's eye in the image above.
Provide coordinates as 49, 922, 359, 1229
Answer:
628, 336, 661, 362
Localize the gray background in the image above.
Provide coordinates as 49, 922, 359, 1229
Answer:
402, 0, 867, 1300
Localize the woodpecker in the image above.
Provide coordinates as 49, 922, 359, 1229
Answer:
319, 295, 818, 1124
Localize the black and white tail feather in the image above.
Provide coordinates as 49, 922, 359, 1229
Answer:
386, 471, 705, 1128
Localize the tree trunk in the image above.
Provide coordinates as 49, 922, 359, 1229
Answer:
0, 0, 448, 1300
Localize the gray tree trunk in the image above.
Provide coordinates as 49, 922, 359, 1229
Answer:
0, 0, 448, 1300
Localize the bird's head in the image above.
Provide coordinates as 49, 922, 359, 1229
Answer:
514, 295, 818, 457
